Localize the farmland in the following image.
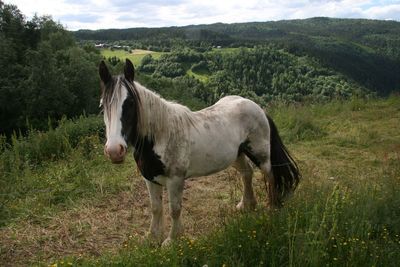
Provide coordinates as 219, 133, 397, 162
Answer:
100, 49, 163, 66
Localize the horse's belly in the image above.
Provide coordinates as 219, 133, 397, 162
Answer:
185, 134, 240, 178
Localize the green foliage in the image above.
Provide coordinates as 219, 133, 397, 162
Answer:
107, 55, 121, 66
136, 73, 207, 110
210, 47, 366, 104
0, 3, 102, 135
190, 60, 209, 74
141, 54, 153, 65
77, 17, 400, 98
155, 61, 186, 78
0, 116, 102, 173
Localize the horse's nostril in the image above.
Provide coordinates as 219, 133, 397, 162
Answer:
104, 143, 126, 162
119, 144, 126, 156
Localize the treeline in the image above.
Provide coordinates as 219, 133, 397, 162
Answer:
0, 2, 102, 135
75, 17, 400, 59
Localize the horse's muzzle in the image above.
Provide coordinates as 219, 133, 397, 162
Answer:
104, 144, 127, 164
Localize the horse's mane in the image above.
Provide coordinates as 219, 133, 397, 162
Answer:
101, 75, 195, 142
133, 81, 195, 140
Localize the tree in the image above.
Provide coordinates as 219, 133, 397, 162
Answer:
0, 2, 103, 135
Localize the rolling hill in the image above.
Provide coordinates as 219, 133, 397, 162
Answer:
74, 17, 400, 97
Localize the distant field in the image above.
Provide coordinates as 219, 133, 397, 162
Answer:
187, 69, 209, 82
210, 47, 241, 54
100, 48, 163, 66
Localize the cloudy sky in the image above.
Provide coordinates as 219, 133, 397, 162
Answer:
4, 0, 400, 30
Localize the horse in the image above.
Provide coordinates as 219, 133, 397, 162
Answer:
99, 59, 300, 246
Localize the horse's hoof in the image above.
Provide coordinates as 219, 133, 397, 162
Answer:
236, 200, 257, 211
236, 201, 245, 210
161, 237, 173, 247
145, 232, 163, 245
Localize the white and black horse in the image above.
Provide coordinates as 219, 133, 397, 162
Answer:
99, 59, 300, 246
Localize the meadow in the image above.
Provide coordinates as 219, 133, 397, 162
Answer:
100, 49, 163, 67
1, 96, 399, 266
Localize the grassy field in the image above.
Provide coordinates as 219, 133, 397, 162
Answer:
0, 97, 399, 266
100, 49, 163, 66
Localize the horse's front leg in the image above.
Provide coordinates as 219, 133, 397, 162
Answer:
145, 180, 164, 243
162, 176, 184, 246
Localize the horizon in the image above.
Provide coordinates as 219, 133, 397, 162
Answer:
4, 0, 400, 31
72, 16, 400, 32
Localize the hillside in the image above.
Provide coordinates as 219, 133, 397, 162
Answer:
74, 17, 400, 47
75, 18, 400, 96
1, 97, 399, 265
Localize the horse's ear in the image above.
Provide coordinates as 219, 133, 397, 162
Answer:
124, 59, 135, 82
99, 60, 111, 84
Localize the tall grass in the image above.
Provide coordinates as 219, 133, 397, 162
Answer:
268, 104, 325, 142
0, 116, 103, 171
0, 115, 127, 226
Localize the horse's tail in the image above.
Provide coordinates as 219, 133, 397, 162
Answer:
266, 115, 301, 207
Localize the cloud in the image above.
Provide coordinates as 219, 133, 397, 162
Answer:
4, 0, 400, 30
363, 4, 400, 20
58, 14, 100, 23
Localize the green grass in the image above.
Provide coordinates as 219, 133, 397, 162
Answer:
100, 49, 163, 66
186, 69, 209, 83
1, 97, 400, 266
209, 47, 242, 54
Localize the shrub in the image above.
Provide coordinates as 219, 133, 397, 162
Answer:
0, 115, 103, 173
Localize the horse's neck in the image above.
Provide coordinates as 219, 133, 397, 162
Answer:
135, 82, 194, 140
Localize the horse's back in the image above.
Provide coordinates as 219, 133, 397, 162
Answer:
186, 96, 270, 178
204, 95, 268, 128
199, 95, 264, 116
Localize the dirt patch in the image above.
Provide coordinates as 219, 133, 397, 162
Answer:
0, 168, 267, 266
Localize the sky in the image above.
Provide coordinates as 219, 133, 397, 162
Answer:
4, 0, 400, 31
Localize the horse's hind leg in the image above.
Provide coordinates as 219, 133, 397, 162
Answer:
233, 153, 257, 211
260, 160, 279, 208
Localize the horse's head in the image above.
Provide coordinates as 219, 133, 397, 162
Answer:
99, 59, 140, 164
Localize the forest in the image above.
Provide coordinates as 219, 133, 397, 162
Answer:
1, 2, 400, 137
